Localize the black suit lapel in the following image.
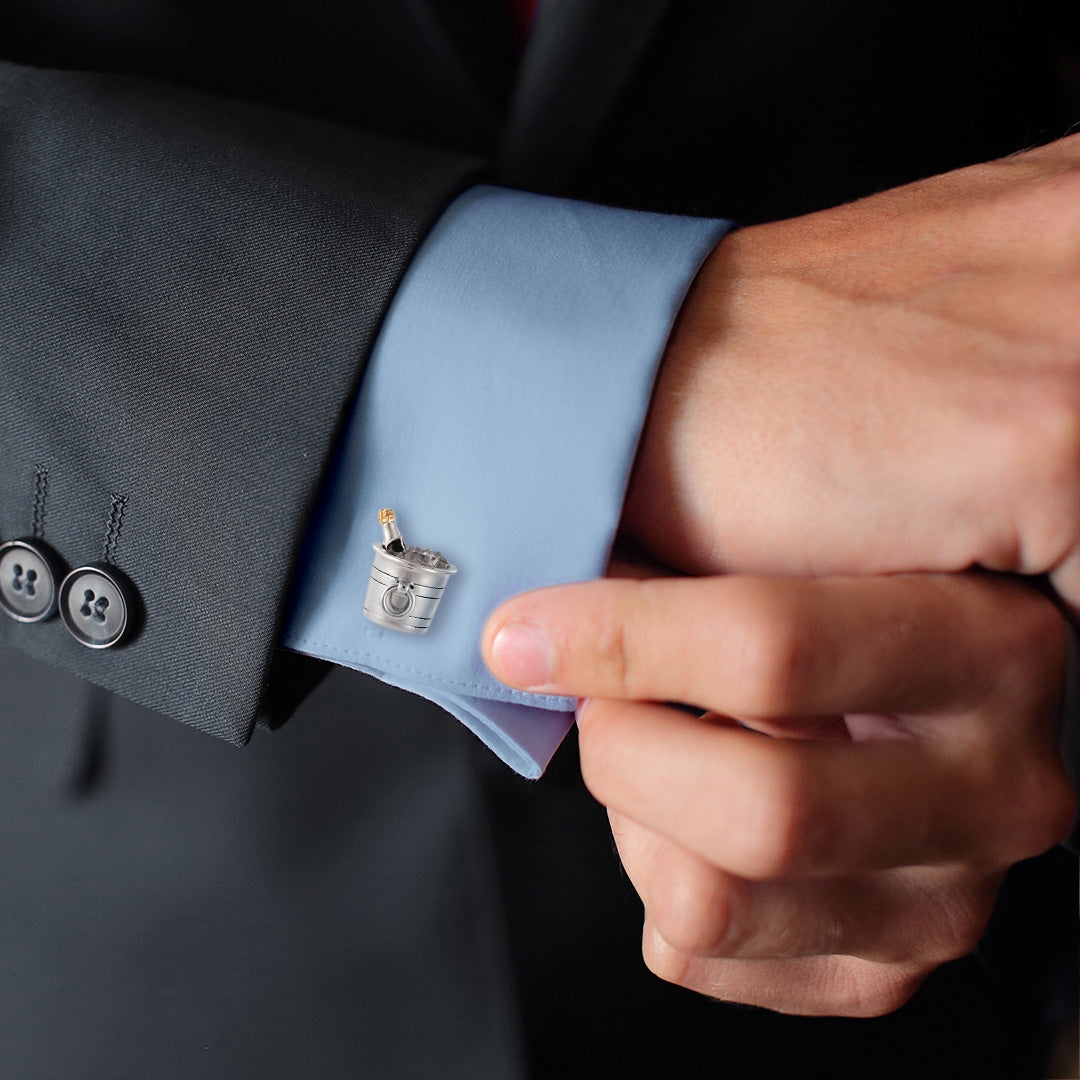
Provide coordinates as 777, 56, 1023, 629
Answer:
498, 0, 674, 189
407, 0, 519, 126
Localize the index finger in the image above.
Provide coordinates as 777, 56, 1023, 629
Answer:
576, 698, 1074, 877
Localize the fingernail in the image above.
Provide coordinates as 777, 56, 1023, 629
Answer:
490, 623, 555, 689
575, 698, 591, 724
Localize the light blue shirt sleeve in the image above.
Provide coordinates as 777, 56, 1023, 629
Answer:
282, 185, 733, 778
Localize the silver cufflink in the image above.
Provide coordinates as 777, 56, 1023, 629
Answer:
363, 508, 456, 634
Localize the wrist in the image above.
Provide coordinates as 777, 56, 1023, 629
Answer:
621, 233, 744, 574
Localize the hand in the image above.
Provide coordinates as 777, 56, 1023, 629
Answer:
623, 134, 1080, 611
482, 573, 1075, 1015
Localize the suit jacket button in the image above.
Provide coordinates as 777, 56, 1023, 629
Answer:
0, 539, 62, 623
59, 564, 135, 648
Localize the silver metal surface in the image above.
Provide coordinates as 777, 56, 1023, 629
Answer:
363, 511, 456, 634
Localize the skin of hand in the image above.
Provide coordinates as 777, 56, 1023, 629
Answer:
621, 133, 1080, 612
482, 573, 1076, 1016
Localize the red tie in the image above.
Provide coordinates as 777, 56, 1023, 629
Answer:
508, 0, 542, 46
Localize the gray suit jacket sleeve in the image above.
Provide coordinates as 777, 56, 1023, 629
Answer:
0, 61, 479, 745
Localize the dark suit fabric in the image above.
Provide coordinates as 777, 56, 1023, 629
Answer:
0, 2, 1076, 1077
0, 63, 476, 744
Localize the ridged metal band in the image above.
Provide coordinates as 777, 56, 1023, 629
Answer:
363, 544, 456, 634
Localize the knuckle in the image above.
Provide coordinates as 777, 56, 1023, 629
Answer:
588, 578, 669, 701
969, 760, 1070, 869
734, 752, 819, 879
728, 585, 815, 717
956, 773, 1072, 875
647, 868, 737, 956
587, 602, 634, 699
994, 747, 1077, 861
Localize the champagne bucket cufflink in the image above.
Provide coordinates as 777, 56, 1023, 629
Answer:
363, 509, 456, 634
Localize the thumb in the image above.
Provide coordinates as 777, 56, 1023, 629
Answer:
481, 573, 1067, 720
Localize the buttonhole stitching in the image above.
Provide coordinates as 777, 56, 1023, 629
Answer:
103, 494, 126, 565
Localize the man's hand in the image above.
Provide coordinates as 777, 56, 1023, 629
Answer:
482, 573, 1075, 1015
623, 134, 1080, 610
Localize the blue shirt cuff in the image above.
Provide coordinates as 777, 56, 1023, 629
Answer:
282, 185, 732, 777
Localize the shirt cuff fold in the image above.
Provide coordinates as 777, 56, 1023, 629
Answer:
284, 184, 732, 777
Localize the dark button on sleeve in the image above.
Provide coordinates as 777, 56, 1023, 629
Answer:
0, 539, 62, 623
59, 564, 136, 649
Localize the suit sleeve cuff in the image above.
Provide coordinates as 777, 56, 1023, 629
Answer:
282, 185, 732, 777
